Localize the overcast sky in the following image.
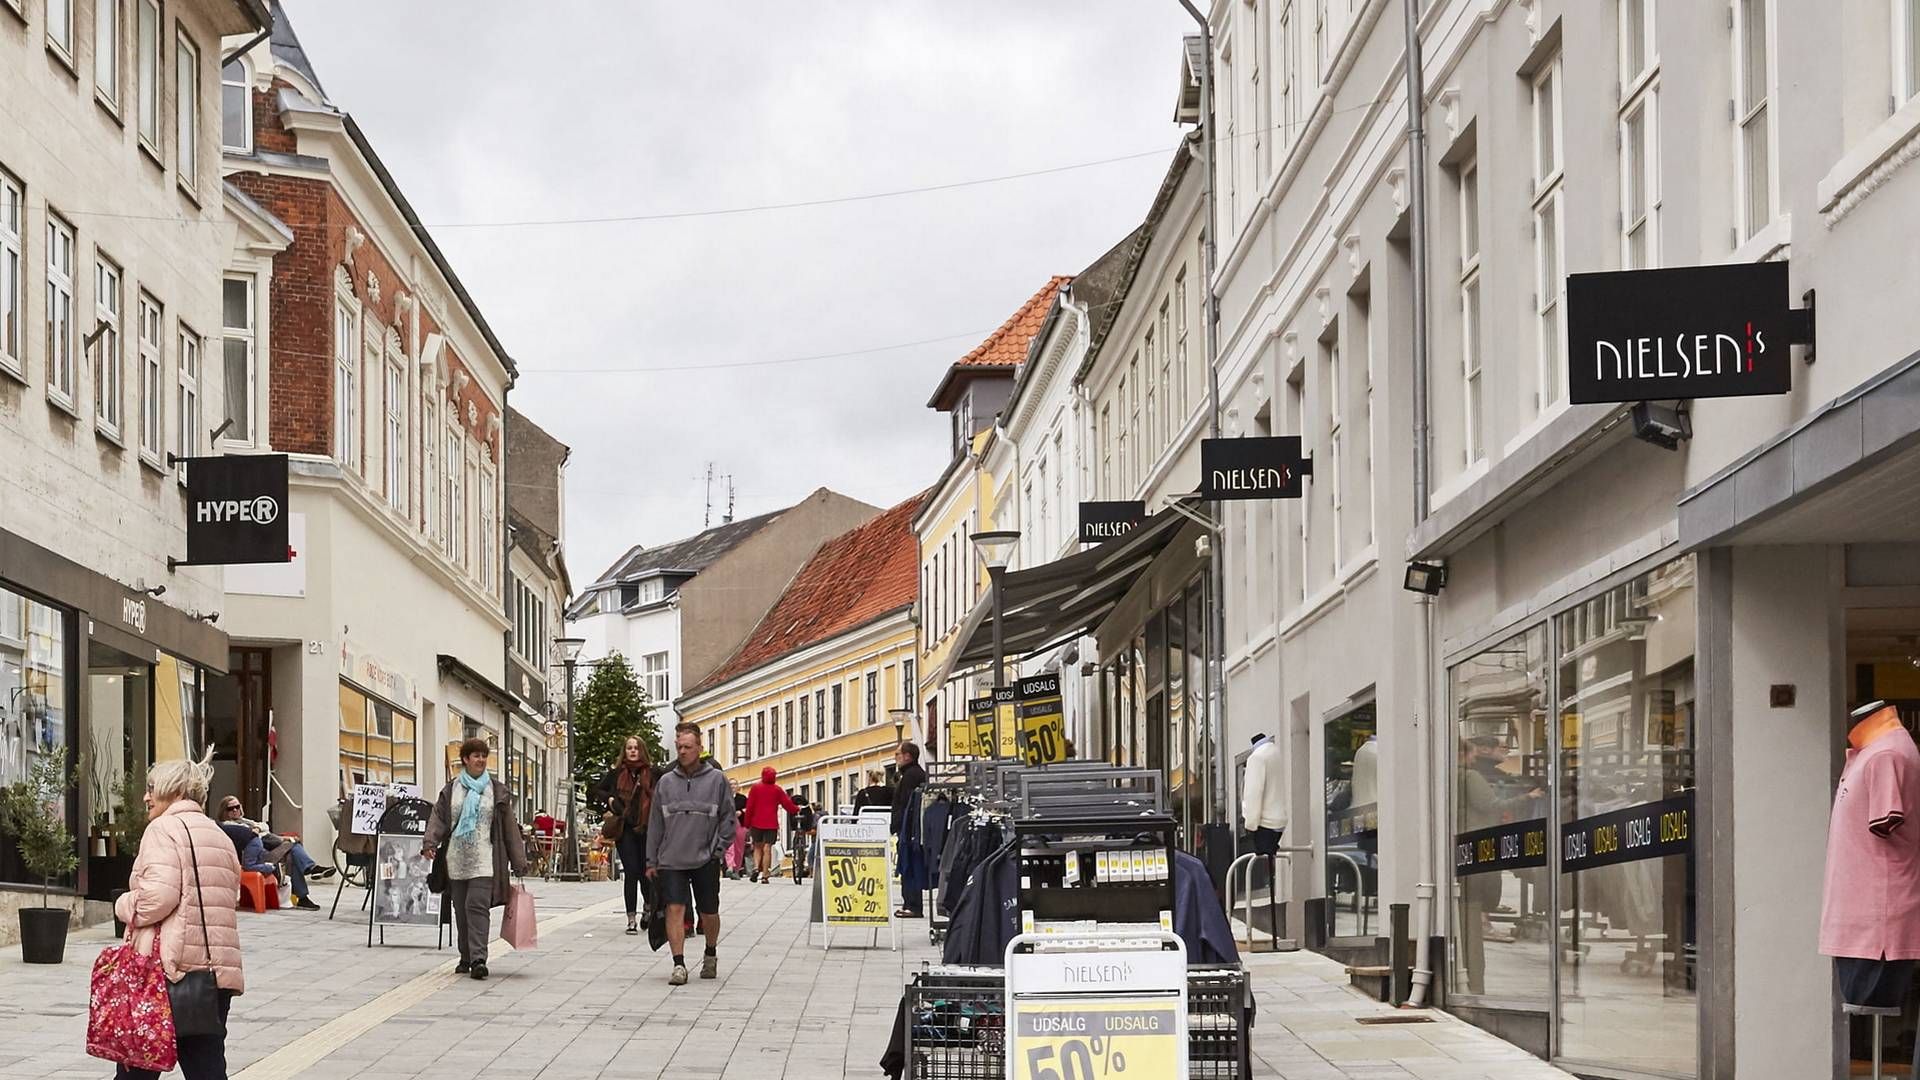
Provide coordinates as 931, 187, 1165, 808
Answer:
285, 1, 1195, 589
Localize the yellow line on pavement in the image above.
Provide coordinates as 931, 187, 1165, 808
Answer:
233, 895, 625, 1080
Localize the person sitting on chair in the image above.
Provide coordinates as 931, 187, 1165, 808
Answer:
219, 816, 319, 909
216, 796, 334, 883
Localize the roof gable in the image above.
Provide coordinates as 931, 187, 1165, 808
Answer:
927, 277, 1072, 411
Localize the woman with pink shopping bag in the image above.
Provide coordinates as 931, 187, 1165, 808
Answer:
421, 738, 529, 980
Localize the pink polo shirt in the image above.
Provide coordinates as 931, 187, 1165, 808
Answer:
1821, 729, 1920, 959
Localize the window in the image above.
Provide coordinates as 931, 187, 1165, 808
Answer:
48, 0, 72, 57
94, 257, 123, 437
1127, 355, 1141, 482
138, 293, 161, 459
445, 425, 464, 565
831, 684, 843, 735
866, 671, 879, 726
1252, 0, 1270, 177
1279, 3, 1298, 152
384, 360, 405, 511
337, 682, 416, 788
1324, 338, 1341, 574
477, 456, 494, 585
1099, 405, 1112, 497
47, 215, 76, 404
784, 700, 795, 749
1174, 268, 1190, 418
1901, 0, 1920, 106
221, 276, 253, 444
1459, 161, 1483, 465
1144, 333, 1157, 457
641, 652, 669, 703
176, 326, 199, 474
800, 693, 811, 745
175, 33, 199, 192
902, 658, 915, 707
1157, 301, 1172, 442
757, 711, 766, 759
1620, 1, 1660, 269
333, 301, 357, 468
0, 172, 20, 375
136, 1, 159, 147
1734, 0, 1771, 241
94, 0, 119, 104
1117, 376, 1130, 494
1287, 366, 1307, 601
816, 688, 826, 740
220, 58, 250, 153
1313, 0, 1329, 80
1531, 58, 1566, 413
421, 384, 438, 542
731, 718, 746, 765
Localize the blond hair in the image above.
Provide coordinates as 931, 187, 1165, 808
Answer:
147, 748, 216, 807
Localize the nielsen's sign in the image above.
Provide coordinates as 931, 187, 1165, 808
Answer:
1199, 437, 1310, 501
1078, 501, 1146, 544
1566, 262, 1808, 405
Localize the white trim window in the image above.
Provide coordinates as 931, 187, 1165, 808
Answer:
641, 652, 669, 704
220, 57, 251, 153
47, 215, 77, 405
138, 292, 162, 461
1531, 57, 1566, 414
0, 171, 20, 377
95, 257, 123, 437
94, 0, 120, 107
1459, 159, 1483, 466
384, 357, 405, 512
479, 457, 497, 591
175, 32, 199, 193
1900, 0, 1920, 106
447, 425, 467, 568
1620, 0, 1660, 269
1251, 0, 1270, 180
1128, 354, 1142, 482
1144, 329, 1157, 457
332, 299, 357, 469
221, 275, 254, 445
1313, 0, 1329, 81
1157, 300, 1172, 441
1175, 267, 1190, 417
1286, 366, 1307, 602
1324, 338, 1342, 575
136, 0, 160, 149
1733, 0, 1772, 242
177, 326, 200, 476
421, 369, 438, 542
1279, 1, 1299, 152
47, 0, 73, 58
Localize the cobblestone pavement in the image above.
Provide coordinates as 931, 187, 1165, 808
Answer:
0, 877, 1575, 1079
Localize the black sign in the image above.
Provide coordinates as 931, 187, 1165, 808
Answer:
1453, 817, 1549, 877
181, 454, 290, 565
376, 797, 433, 837
1566, 262, 1800, 404
1079, 501, 1147, 544
1560, 792, 1693, 873
1199, 437, 1310, 501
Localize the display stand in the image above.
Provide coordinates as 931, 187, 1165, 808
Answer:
815, 813, 897, 951
366, 798, 447, 949
1845, 1002, 1901, 1080
1004, 931, 1189, 1080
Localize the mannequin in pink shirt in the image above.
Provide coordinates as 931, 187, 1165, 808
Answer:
1821, 701, 1920, 1008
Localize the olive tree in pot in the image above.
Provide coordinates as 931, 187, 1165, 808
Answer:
1, 756, 81, 963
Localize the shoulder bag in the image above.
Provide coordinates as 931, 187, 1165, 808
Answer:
168, 820, 224, 1038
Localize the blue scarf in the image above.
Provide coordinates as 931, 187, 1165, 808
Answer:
453, 771, 491, 839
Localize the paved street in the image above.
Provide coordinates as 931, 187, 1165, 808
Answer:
0, 878, 1573, 1080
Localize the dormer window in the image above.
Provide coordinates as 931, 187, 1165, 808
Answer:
221, 57, 252, 154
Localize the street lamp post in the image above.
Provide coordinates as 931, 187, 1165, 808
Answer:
969, 530, 1020, 762
553, 635, 586, 880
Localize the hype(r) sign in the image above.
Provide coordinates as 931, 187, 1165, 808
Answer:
1566, 262, 1801, 405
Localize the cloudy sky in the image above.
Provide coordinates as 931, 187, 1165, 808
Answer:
286, 1, 1195, 587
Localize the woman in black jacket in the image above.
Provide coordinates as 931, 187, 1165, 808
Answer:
592, 736, 655, 934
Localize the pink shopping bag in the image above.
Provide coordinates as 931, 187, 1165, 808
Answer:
501, 884, 537, 951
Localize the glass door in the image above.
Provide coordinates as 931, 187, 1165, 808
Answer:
1324, 701, 1378, 940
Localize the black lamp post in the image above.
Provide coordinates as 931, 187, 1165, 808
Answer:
553, 635, 586, 880
969, 530, 1020, 762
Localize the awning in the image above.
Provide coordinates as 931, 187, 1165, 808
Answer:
945, 504, 1191, 676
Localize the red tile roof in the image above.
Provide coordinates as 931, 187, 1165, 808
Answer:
689, 491, 930, 696
927, 276, 1072, 410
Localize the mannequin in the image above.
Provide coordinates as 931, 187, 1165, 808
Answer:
1242, 733, 1286, 856
1820, 700, 1920, 1009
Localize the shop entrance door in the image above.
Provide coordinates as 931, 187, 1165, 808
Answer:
204, 648, 270, 820
1842, 606, 1920, 1075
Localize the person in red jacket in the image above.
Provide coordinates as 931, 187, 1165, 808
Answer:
742, 766, 799, 886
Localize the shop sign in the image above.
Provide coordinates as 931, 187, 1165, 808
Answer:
1199, 437, 1310, 501
818, 818, 891, 927
340, 639, 420, 714
178, 454, 291, 566
968, 696, 995, 758
994, 685, 1019, 759
1560, 791, 1693, 873
1007, 944, 1188, 1080
1016, 674, 1067, 765
1453, 817, 1549, 877
946, 712, 977, 758
1078, 501, 1147, 544
1566, 262, 1803, 404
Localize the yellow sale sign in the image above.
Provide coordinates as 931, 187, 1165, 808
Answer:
821, 841, 889, 926
1011, 997, 1182, 1080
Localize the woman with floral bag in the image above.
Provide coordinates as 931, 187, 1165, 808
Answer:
97, 752, 245, 1080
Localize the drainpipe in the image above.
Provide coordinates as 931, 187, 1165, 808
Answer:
1399, 0, 1440, 1009
1176, 0, 1231, 842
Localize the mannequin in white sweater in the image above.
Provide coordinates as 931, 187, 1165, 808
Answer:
1242, 734, 1287, 855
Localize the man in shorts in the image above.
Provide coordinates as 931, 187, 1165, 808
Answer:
647, 722, 735, 985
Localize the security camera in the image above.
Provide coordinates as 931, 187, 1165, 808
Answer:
1631, 402, 1691, 451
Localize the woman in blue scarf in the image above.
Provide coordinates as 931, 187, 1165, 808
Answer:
423, 737, 529, 980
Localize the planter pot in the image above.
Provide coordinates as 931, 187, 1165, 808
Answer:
19, 907, 70, 964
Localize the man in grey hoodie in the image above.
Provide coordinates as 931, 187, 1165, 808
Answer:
647, 722, 736, 985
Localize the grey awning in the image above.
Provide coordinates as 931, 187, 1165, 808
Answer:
948, 505, 1190, 672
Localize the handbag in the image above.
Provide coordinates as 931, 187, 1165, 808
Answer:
85, 927, 178, 1071
500, 884, 537, 951
168, 821, 224, 1039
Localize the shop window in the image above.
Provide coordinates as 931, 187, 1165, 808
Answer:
85, 640, 151, 863
337, 681, 416, 792
0, 586, 71, 886
1554, 558, 1696, 1073
1324, 702, 1378, 940
1449, 624, 1551, 1005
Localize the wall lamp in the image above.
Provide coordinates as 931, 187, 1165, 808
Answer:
1403, 561, 1447, 596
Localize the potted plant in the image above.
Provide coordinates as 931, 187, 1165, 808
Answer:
0, 756, 81, 963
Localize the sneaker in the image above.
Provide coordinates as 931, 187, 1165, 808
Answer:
668, 964, 689, 986
700, 955, 718, 980
455, 961, 472, 974
625, 917, 638, 935
307, 867, 336, 880
293, 897, 321, 911
470, 963, 488, 981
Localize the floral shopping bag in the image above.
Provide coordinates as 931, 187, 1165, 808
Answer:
86, 933, 177, 1072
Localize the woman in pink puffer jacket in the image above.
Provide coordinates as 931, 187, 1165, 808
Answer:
112, 753, 244, 1080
